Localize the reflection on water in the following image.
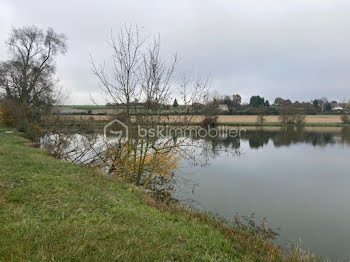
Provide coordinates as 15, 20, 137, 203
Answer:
42, 126, 350, 261
176, 126, 350, 261
192, 126, 350, 151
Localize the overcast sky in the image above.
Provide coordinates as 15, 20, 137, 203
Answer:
1, 0, 350, 104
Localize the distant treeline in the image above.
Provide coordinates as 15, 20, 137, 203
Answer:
56, 94, 350, 116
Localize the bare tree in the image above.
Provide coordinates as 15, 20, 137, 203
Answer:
279, 105, 305, 126
180, 72, 209, 108
91, 25, 144, 117
256, 106, 266, 126
0, 25, 67, 136
90, 25, 218, 191
91, 26, 179, 188
140, 37, 177, 112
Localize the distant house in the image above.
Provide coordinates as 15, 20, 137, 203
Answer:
219, 104, 229, 112
332, 106, 344, 111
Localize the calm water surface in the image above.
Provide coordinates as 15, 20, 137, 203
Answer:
175, 127, 350, 261
43, 126, 350, 261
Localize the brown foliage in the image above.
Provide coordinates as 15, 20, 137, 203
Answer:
341, 115, 350, 124
279, 105, 306, 126
200, 116, 218, 128
0, 102, 16, 126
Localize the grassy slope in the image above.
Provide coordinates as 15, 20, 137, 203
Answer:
0, 125, 285, 262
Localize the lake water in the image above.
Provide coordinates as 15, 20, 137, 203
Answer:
43, 126, 350, 261
175, 126, 350, 261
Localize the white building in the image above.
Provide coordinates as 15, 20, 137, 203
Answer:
333, 106, 344, 111
219, 104, 229, 111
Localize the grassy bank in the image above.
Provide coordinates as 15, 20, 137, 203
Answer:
0, 124, 320, 261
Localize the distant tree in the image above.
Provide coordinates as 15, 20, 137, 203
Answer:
341, 115, 350, 124
313, 99, 319, 108
232, 94, 241, 107
274, 97, 284, 106
173, 98, 178, 108
223, 95, 232, 107
283, 99, 292, 105
249, 96, 265, 107
201, 98, 219, 127
325, 102, 332, 111
279, 105, 305, 126
256, 106, 266, 126
303, 102, 317, 115
346, 103, 350, 110
265, 100, 270, 107
202, 98, 219, 116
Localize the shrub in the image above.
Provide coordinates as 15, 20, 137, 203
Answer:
256, 107, 266, 126
24, 123, 43, 142
256, 114, 265, 126
279, 106, 306, 126
341, 115, 350, 124
295, 113, 306, 127
234, 213, 279, 241
0, 102, 16, 126
115, 111, 128, 122
200, 116, 218, 128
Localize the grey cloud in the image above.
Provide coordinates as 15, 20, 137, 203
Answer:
1, 0, 350, 104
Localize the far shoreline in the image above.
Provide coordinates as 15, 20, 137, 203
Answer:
49, 114, 350, 127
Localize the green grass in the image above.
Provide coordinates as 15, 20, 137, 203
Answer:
0, 124, 291, 261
